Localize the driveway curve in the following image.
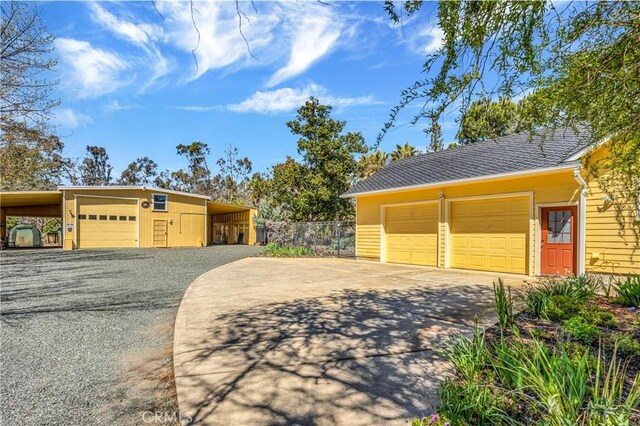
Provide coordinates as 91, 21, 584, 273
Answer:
174, 258, 525, 425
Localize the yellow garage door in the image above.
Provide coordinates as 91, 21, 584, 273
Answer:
77, 198, 138, 248
385, 203, 438, 266
450, 197, 529, 274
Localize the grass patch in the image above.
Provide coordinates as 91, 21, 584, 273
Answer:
263, 242, 315, 257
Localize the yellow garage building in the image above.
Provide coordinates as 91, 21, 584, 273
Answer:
343, 130, 639, 276
0, 186, 257, 250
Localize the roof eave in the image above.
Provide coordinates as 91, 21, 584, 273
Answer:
56, 185, 212, 200
341, 163, 578, 198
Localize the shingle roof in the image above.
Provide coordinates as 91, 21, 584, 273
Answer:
343, 128, 592, 197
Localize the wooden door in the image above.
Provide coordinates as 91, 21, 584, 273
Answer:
540, 206, 577, 275
153, 219, 168, 248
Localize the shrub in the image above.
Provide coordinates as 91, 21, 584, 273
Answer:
440, 324, 489, 383
493, 278, 514, 330
438, 379, 509, 426
545, 295, 582, 321
524, 275, 598, 319
580, 309, 617, 329
612, 333, 640, 356
613, 274, 640, 307
563, 317, 602, 343
263, 242, 315, 257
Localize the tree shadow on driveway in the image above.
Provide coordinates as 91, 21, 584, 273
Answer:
176, 283, 496, 425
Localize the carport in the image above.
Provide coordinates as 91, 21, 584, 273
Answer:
207, 201, 257, 245
0, 191, 63, 242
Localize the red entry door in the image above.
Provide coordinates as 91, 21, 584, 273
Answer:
541, 206, 577, 275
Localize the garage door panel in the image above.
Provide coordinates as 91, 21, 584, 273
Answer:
78, 198, 137, 248
450, 197, 528, 274
385, 204, 438, 267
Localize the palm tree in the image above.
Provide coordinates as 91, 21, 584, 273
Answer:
390, 143, 419, 161
357, 150, 389, 180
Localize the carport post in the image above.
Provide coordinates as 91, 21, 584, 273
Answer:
0, 208, 6, 239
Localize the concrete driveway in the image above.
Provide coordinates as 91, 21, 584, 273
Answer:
174, 258, 526, 425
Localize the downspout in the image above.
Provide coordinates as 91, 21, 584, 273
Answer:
573, 168, 587, 275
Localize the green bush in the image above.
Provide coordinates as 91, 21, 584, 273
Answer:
441, 324, 489, 383
438, 379, 509, 426
613, 274, 640, 307
525, 275, 598, 320
613, 333, 640, 356
563, 317, 602, 343
580, 309, 617, 328
263, 242, 315, 257
545, 295, 582, 321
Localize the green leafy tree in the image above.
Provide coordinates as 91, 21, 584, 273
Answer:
0, 119, 67, 190
357, 150, 389, 180
457, 97, 520, 144
382, 1, 639, 242
79, 145, 112, 186
285, 97, 367, 221
390, 143, 419, 161
117, 157, 158, 185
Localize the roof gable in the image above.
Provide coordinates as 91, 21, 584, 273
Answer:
344, 128, 592, 197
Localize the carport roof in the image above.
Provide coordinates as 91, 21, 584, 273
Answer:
207, 201, 254, 214
0, 191, 63, 207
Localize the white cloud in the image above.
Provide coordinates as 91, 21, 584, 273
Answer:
227, 83, 377, 114
266, 6, 342, 87
89, 3, 170, 89
157, 1, 279, 81
171, 105, 223, 112
414, 25, 444, 55
55, 108, 92, 128
105, 100, 138, 112
89, 3, 163, 46
56, 38, 130, 98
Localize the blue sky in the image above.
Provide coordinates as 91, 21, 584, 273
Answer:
42, 1, 455, 177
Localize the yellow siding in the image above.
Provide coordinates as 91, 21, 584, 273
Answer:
355, 170, 581, 275
584, 146, 639, 275
208, 210, 257, 245
63, 188, 207, 249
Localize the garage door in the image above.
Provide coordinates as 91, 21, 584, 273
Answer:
385, 203, 438, 266
450, 197, 529, 274
77, 198, 138, 248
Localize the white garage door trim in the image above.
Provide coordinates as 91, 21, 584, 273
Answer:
75, 194, 141, 248
380, 199, 441, 265
444, 191, 533, 274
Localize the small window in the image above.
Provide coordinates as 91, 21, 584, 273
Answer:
152, 194, 168, 211
119, 216, 127, 221
78, 214, 87, 220
88, 215, 97, 220
128, 216, 136, 221
99, 215, 107, 221
109, 215, 117, 221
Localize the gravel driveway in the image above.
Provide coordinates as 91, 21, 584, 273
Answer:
0, 245, 261, 425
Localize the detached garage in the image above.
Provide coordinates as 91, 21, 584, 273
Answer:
344, 129, 639, 276
0, 186, 257, 250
